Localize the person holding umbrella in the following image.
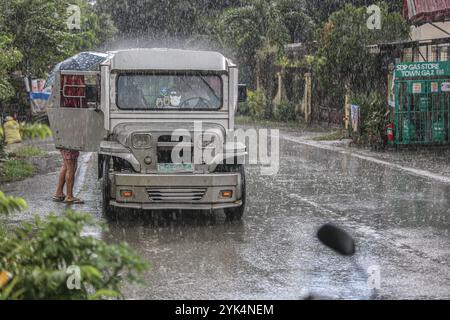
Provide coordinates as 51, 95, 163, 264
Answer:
52, 74, 85, 204
50, 52, 108, 205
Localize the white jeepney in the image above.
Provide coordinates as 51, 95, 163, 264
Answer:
47, 49, 247, 219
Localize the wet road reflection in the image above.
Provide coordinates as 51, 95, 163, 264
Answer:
103, 131, 449, 299
3, 132, 449, 299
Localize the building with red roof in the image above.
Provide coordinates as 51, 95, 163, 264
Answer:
401, 0, 450, 60
403, 0, 450, 25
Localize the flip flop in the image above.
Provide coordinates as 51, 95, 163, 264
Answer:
64, 198, 85, 205
52, 195, 66, 202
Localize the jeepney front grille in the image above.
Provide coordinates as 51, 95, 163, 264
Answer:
157, 135, 194, 164
146, 187, 207, 202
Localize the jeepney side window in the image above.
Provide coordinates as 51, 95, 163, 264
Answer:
60, 74, 99, 109
61, 75, 86, 108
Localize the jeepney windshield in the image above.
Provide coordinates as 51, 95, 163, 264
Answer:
117, 73, 223, 110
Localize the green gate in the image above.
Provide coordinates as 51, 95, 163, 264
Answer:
394, 61, 450, 145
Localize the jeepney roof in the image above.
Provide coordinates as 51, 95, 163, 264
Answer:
106, 48, 234, 72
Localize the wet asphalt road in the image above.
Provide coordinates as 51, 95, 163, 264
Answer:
2, 130, 450, 300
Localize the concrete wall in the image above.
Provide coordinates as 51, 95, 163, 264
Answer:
410, 22, 450, 41
406, 23, 450, 62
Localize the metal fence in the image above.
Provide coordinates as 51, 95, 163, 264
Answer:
394, 78, 450, 145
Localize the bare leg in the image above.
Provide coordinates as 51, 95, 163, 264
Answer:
53, 161, 67, 198
65, 159, 76, 201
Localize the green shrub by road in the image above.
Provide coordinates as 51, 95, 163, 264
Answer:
0, 145, 47, 184
12, 145, 46, 159
0, 211, 148, 300
0, 160, 36, 184
312, 130, 347, 141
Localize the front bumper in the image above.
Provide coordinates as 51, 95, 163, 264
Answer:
110, 172, 242, 210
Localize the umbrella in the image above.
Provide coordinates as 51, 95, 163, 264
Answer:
44, 52, 109, 88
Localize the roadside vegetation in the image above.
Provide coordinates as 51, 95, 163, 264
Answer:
236, 115, 333, 133
19, 124, 53, 141
0, 1, 148, 300
12, 145, 46, 159
0, 210, 147, 300
198, 1, 404, 148
0, 127, 147, 300
236, 115, 302, 129
0, 203, 148, 299
0, 160, 36, 184
312, 130, 347, 141
0, 124, 51, 184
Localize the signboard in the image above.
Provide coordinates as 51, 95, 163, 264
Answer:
395, 62, 450, 78
412, 82, 422, 94
351, 104, 360, 132
431, 82, 439, 93
441, 82, 450, 92
26, 78, 51, 114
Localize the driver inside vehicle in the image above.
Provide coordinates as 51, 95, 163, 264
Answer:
117, 73, 222, 110
169, 76, 209, 109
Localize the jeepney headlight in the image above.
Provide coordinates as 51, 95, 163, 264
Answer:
132, 133, 152, 149
144, 156, 152, 165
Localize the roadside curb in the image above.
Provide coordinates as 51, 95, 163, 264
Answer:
282, 133, 450, 184
74, 152, 93, 196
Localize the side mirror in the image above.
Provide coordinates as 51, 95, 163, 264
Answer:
238, 84, 247, 103
317, 223, 355, 256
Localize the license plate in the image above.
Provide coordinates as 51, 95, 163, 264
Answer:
157, 163, 194, 173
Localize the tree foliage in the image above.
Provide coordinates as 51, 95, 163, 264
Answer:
278, 0, 315, 43
213, 1, 289, 65
96, 0, 241, 39
315, 3, 409, 96
303, 0, 404, 23
201, 0, 316, 86
0, 35, 22, 101
0, 0, 116, 79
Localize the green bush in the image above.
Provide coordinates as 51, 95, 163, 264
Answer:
13, 146, 45, 159
0, 191, 27, 215
237, 101, 249, 116
247, 89, 267, 120
274, 102, 297, 122
351, 91, 387, 148
0, 159, 36, 184
1, 183, 146, 299
19, 123, 52, 140
0, 123, 52, 142
0, 211, 147, 300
